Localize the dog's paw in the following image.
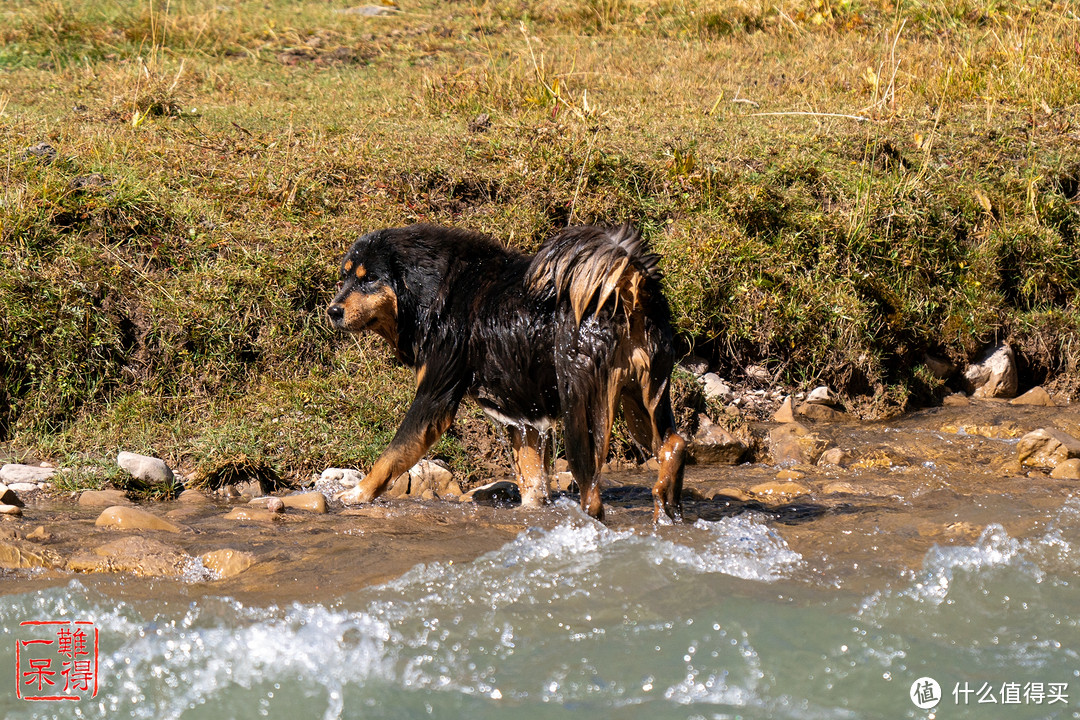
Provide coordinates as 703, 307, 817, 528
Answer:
335, 484, 376, 505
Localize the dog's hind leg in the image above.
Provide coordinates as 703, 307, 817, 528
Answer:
628, 344, 687, 523
510, 424, 550, 507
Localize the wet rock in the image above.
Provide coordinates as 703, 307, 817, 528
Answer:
818, 448, 851, 467
316, 467, 364, 497
95, 506, 183, 532
386, 470, 411, 499
822, 481, 861, 495
237, 480, 264, 499
1017, 428, 1080, 468
748, 481, 811, 502
0, 504, 23, 516
69, 536, 192, 577
267, 497, 285, 513
689, 415, 748, 464
0, 539, 62, 569
711, 487, 750, 502
1010, 386, 1055, 407
223, 507, 282, 522
643, 457, 661, 471
467, 113, 491, 132
923, 353, 955, 380
769, 423, 828, 465
0, 464, 56, 484
805, 386, 838, 406
409, 460, 453, 497
550, 472, 574, 492
200, 549, 256, 579
461, 480, 521, 506
963, 344, 1018, 399
940, 422, 1023, 439
26, 526, 52, 542
1050, 458, 1080, 480
773, 397, 796, 423
22, 142, 57, 164
78, 489, 133, 507
797, 403, 849, 422
943, 393, 970, 407
699, 373, 733, 403
442, 481, 464, 497
775, 469, 805, 481
0, 484, 25, 507
554, 458, 570, 473
282, 492, 328, 513
178, 488, 210, 504
217, 484, 242, 499
117, 452, 179, 495
320, 467, 364, 487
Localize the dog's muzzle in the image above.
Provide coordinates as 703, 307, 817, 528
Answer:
327, 303, 345, 328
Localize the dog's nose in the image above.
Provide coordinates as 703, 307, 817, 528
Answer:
327, 304, 345, 325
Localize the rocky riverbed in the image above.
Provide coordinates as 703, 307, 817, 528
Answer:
2, 395, 1078, 606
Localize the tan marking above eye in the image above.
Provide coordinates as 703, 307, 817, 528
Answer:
344, 259, 354, 273
355, 264, 367, 280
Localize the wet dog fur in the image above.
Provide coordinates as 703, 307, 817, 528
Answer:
327, 223, 687, 522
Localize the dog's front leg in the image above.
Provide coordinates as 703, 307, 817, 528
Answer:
338, 385, 461, 505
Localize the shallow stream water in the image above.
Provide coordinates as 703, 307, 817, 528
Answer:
2, 403, 1079, 719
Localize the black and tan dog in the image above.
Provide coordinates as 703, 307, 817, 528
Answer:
327, 223, 687, 522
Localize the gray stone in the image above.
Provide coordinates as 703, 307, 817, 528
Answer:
699, 373, 733, 403
818, 447, 851, 467
0, 464, 56, 484
320, 467, 364, 487
964, 344, 1018, 399
116, 452, 176, 490
689, 416, 747, 464
408, 460, 453, 496
805, 386, 838, 406
0, 504, 23, 516
6, 482, 40, 493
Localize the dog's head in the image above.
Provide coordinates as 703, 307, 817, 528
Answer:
327, 233, 399, 346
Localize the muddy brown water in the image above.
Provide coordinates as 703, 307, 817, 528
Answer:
2, 401, 1074, 606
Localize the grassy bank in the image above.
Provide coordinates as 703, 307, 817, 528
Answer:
2, 0, 1079, 485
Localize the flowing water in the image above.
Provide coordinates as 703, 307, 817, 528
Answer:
2, 404, 1080, 719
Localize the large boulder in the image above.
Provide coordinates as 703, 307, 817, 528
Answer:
963, 344, 1018, 399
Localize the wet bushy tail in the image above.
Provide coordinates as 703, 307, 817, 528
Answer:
527, 224, 662, 324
